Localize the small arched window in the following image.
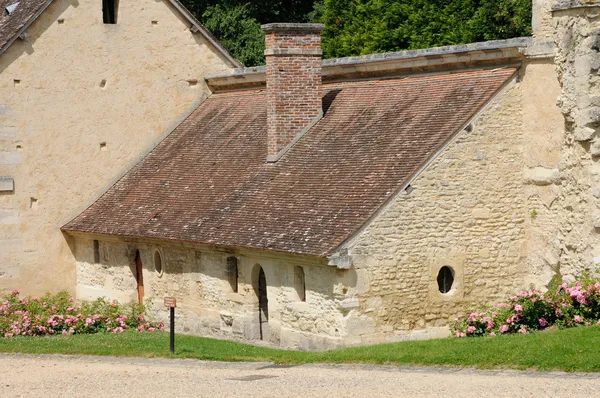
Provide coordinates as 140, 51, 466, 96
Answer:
294, 266, 306, 302
154, 250, 163, 276
227, 257, 238, 293
437, 266, 454, 294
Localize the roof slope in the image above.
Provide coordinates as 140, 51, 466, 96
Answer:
0, 0, 52, 54
63, 68, 516, 257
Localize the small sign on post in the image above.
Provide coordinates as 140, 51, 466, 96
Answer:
164, 297, 176, 355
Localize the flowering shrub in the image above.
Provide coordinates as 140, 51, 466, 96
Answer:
0, 290, 164, 338
452, 280, 600, 338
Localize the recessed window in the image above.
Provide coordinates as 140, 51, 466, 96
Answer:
102, 0, 118, 24
437, 266, 454, 294
227, 257, 238, 293
93, 240, 100, 264
154, 250, 163, 276
294, 266, 306, 302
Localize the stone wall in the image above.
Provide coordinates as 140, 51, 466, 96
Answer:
546, 1, 600, 280
334, 57, 566, 345
73, 235, 345, 351
0, 0, 234, 295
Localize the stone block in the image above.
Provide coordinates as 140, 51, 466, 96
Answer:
0, 105, 12, 116
0, 176, 14, 192
0, 239, 23, 254
524, 167, 561, 185
472, 207, 491, 219
0, 264, 20, 279
592, 139, 600, 156
0, 126, 17, 139
593, 212, 600, 229
574, 126, 595, 141
0, 210, 18, 224
0, 151, 21, 165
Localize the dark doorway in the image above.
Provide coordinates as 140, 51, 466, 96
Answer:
258, 267, 269, 340
135, 250, 144, 304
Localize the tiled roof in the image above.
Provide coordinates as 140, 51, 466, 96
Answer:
63, 68, 517, 257
0, 0, 52, 55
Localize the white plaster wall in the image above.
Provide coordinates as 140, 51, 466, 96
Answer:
0, 0, 234, 294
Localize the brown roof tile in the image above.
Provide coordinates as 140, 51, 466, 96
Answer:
63, 68, 517, 257
0, 0, 52, 54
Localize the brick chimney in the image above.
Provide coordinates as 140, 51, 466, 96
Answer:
261, 23, 324, 162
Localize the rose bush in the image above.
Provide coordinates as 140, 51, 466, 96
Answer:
0, 290, 164, 338
452, 280, 600, 338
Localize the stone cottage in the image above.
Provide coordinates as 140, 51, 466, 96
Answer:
59, 1, 600, 350
0, 0, 239, 295
1, 0, 599, 350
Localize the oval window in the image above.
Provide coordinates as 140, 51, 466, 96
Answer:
437, 266, 454, 294
154, 250, 163, 276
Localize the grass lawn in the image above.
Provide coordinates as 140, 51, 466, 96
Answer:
0, 326, 599, 372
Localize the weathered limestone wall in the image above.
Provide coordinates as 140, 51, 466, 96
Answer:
335, 59, 565, 345
73, 236, 345, 351
546, 1, 600, 280
0, 0, 234, 294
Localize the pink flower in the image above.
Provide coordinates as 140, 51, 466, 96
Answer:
539, 318, 548, 327
574, 315, 582, 323
459, 332, 466, 338
10, 289, 19, 296
467, 326, 476, 333
61, 330, 68, 335
518, 326, 528, 334
489, 332, 496, 337
514, 304, 523, 312
499, 325, 508, 334
596, 320, 600, 326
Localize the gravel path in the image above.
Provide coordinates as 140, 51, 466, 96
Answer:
1, 354, 599, 397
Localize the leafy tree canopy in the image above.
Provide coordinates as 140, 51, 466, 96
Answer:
180, 0, 532, 66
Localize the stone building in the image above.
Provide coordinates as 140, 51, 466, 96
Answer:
0, 0, 239, 294
3, 0, 600, 350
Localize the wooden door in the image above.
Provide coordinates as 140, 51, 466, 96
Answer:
135, 250, 144, 304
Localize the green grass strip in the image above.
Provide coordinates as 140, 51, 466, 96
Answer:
1, 326, 599, 372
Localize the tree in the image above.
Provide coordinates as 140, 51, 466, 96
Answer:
180, 0, 532, 66
320, 0, 532, 59
201, 4, 265, 66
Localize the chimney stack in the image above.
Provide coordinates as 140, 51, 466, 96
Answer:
261, 23, 325, 162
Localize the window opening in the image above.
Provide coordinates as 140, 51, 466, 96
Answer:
102, 0, 118, 24
154, 250, 163, 275
437, 266, 454, 294
227, 257, 238, 293
93, 240, 100, 263
294, 266, 306, 302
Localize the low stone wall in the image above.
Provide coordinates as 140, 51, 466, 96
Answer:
74, 236, 346, 350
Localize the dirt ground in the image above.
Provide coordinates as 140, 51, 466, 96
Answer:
1, 353, 599, 397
